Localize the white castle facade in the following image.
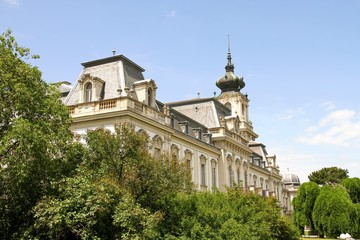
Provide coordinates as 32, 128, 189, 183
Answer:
61, 48, 299, 214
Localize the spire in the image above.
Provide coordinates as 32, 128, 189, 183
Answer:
216, 36, 245, 93
225, 35, 234, 72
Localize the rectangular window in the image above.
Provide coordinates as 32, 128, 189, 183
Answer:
186, 159, 191, 171
244, 171, 248, 188
201, 163, 206, 186
154, 148, 161, 159
229, 169, 234, 187
212, 167, 216, 190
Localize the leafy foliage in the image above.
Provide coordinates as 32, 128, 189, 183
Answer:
312, 184, 357, 238
160, 189, 300, 240
32, 169, 162, 240
0, 29, 74, 239
30, 125, 193, 239
84, 126, 193, 210
308, 167, 349, 185
292, 182, 320, 231
341, 177, 360, 204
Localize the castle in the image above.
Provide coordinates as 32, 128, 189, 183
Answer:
60, 46, 299, 214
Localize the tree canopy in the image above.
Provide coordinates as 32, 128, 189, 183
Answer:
0, 29, 75, 239
29, 125, 193, 239
312, 184, 357, 238
292, 182, 320, 231
293, 170, 360, 239
341, 177, 360, 204
308, 167, 349, 185
160, 189, 300, 240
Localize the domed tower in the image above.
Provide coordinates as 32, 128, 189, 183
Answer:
216, 38, 245, 93
282, 172, 301, 189
282, 171, 300, 215
216, 37, 257, 142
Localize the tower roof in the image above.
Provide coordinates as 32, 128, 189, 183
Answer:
282, 172, 301, 186
216, 36, 245, 93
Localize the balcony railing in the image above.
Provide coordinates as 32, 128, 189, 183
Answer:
67, 97, 166, 124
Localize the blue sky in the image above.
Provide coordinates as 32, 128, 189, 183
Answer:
2, 0, 360, 183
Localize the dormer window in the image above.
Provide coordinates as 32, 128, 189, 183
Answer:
133, 79, 157, 107
225, 102, 231, 111
179, 121, 189, 134
85, 82, 92, 102
78, 74, 105, 103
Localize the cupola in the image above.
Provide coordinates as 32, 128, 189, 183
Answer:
216, 36, 245, 93
282, 172, 301, 187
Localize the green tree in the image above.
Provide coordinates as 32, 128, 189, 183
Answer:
0, 29, 74, 239
160, 189, 300, 240
308, 167, 348, 185
292, 182, 320, 232
32, 169, 162, 240
312, 184, 357, 238
31, 125, 193, 239
341, 177, 360, 204
84, 125, 193, 210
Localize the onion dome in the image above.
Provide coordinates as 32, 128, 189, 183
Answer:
282, 172, 301, 186
216, 37, 245, 93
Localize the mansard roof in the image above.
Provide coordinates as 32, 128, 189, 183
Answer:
64, 54, 145, 105
166, 97, 231, 128
248, 141, 269, 156
157, 100, 210, 137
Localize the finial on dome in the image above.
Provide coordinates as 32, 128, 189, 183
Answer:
216, 35, 245, 93
226, 35, 234, 72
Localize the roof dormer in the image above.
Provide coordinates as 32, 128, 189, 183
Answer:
78, 73, 105, 103
133, 79, 157, 108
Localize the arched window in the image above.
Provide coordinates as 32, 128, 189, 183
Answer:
184, 149, 193, 172
211, 159, 217, 191
225, 102, 231, 110
147, 88, 153, 106
229, 166, 234, 187
85, 82, 92, 102
200, 155, 207, 187
152, 135, 163, 159
137, 129, 149, 141
253, 175, 257, 188
171, 144, 179, 161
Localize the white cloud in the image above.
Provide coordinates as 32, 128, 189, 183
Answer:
320, 101, 336, 110
166, 10, 176, 17
298, 109, 360, 147
276, 107, 306, 120
4, 0, 20, 7
270, 144, 360, 182
269, 146, 324, 183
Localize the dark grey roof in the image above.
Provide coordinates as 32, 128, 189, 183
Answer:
81, 55, 145, 72
248, 141, 268, 156
65, 54, 145, 105
166, 97, 231, 128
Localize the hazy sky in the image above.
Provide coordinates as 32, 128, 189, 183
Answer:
2, 0, 360, 183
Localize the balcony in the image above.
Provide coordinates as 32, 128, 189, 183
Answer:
68, 97, 166, 124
